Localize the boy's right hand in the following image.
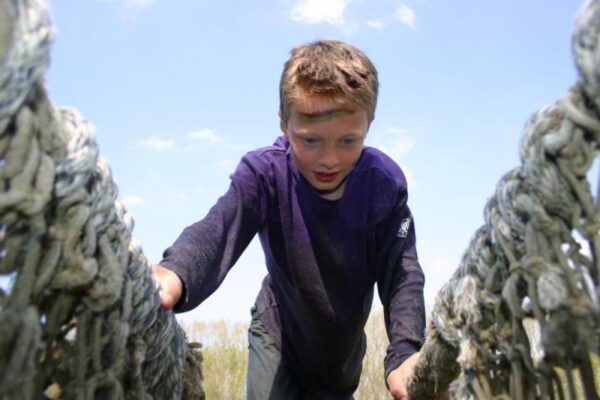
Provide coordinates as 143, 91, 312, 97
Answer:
151, 264, 183, 309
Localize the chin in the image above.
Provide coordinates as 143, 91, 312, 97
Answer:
315, 181, 342, 194
313, 181, 335, 191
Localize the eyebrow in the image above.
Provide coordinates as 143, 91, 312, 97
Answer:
293, 130, 364, 138
298, 110, 354, 124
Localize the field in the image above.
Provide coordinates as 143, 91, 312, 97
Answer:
180, 309, 392, 399
180, 310, 599, 399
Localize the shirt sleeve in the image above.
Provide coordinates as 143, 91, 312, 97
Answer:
376, 187, 426, 380
159, 157, 267, 313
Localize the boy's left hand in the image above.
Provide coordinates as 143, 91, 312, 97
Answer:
387, 352, 420, 400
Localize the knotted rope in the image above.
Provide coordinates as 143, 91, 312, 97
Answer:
2, 0, 599, 399
407, 1, 600, 399
0, 1, 203, 398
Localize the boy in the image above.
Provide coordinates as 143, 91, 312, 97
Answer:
153, 40, 425, 400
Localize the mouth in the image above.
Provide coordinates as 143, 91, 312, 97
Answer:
314, 171, 339, 183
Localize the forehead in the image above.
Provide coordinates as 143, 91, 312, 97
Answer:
292, 94, 348, 111
290, 95, 359, 123
298, 110, 354, 124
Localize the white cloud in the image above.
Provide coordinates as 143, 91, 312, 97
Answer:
106, 0, 154, 21
122, 194, 145, 206
188, 128, 223, 143
290, 0, 350, 26
125, 0, 154, 9
395, 3, 416, 29
388, 136, 416, 160
371, 127, 416, 186
137, 136, 176, 151
376, 127, 416, 162
367, 20, 385, 30
424, 257, 458, 310
165, 189, 188, 201
216, 159, 236, 171
386, 127, 407, 134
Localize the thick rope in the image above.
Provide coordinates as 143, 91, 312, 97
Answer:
2, 0, 599, 399
0, 1, 203, 399
407, 1, 600, 399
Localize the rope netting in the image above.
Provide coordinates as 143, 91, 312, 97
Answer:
0, 0, 599, 399
407, 0, 600, 398
0, 1, 203, 399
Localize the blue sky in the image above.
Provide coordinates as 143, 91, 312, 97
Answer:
45, 0, 582, 323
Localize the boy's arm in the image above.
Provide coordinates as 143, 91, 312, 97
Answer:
376, 193, 426, 397
157, 160, 266, 312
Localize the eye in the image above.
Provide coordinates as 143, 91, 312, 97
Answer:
341, 137, 355, 145
304, 137, 318, 145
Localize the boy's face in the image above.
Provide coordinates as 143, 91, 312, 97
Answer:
281, 95, 368, 200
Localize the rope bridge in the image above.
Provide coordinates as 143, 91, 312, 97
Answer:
0, 0, 598, 399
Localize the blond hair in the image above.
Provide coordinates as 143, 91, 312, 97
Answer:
279, 40, 379, 124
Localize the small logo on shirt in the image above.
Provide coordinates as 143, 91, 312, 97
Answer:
397, 218, 411, 238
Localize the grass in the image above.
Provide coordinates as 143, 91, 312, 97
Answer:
181, 319, 250, 399
355, 309, 391, 399
180, 313, 599, 399
180, 308, 393, 399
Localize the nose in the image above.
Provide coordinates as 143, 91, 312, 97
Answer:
319, 145, 340, 169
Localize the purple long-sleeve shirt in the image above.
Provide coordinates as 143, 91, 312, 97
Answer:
160, 137, 425, 393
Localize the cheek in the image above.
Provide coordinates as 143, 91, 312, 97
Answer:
343, 148, 363, 166
291, 146, 316, 170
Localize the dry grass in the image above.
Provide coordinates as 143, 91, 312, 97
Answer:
355, 309, 392, 399
180, 312, 599, 399
180, 319, 249, 400
180, 309, 392, 399
554, 354, 600, 398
